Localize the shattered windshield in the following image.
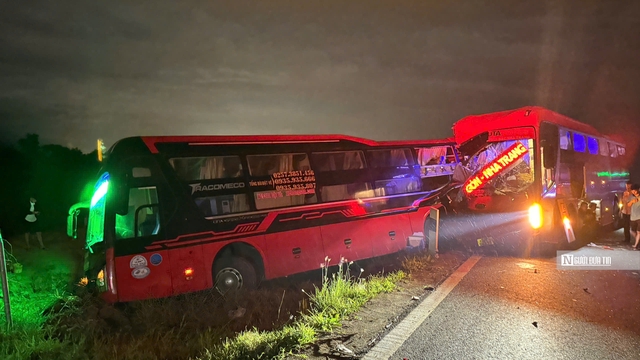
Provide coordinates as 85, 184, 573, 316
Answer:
455, 139, 535, 195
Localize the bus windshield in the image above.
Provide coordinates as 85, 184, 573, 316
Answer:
457, 139, 535, 195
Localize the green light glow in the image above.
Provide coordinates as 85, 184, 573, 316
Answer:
87, 173, 110, 251
91, 180, 109, 207
596, 171, 629, 177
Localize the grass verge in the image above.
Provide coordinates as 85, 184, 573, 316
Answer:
1, 253, 406, 360
199, 257, 405, 359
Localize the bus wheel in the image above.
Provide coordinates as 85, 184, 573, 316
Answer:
213, 257, 257, 295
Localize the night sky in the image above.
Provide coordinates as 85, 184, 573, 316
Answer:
1, 0, 639, 178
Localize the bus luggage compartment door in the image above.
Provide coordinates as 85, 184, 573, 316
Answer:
321, 220, 374, 265
369, 213, 412, 257
265, 227, 325, 278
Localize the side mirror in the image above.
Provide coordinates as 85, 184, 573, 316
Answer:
542, 142, 557, 169
540, 123, 559, 169
113, 173, 130, 216
458, 132, 489, 157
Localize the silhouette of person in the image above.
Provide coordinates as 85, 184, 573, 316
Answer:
25, 197, 45, 250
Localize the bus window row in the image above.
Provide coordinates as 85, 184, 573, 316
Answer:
169, 148, 426, 217
559, 128, 625, 158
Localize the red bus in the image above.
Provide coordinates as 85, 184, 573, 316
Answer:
72, 135, 458, 303
439, 106, 629, 254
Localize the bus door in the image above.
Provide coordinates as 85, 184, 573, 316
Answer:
557, 163, 585, 200
113, 166, 175, 302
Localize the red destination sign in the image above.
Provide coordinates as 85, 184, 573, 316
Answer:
464, 142, 528, 194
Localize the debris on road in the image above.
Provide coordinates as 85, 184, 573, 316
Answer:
367, 335, 379, 347
412, 296, 420, 301
228, 306, 246, 319
586, 243, 613, 250
331, 342, 355, 358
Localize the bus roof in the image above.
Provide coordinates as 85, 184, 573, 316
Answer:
452, 106, 612, 145
136, 135, 455, 154
377, 137, 456, 147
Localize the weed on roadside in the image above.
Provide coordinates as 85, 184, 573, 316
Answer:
1, 251, 406, 360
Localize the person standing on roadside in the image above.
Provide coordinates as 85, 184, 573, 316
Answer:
25, 197, 45, 250
621, 181, 633, 243
628, 184, 640, 250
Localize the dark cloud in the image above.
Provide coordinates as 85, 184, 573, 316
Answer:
1, 0, 639, 181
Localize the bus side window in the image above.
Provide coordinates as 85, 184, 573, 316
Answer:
247, 153, 312, 176
311, 151, 366, 172
608, 142, 618, 158
367, 148, 420, 195
169, 156, 243, 181
417, 146, 447, 166
368, 149, 415, 168
599, 139, 609, 156
115, 186, 160, 239
559, 128, 571, 150
248, 153, 318, 209
319, 183, 373, 201
587, 137, 599, 155
311, 151, 371, 201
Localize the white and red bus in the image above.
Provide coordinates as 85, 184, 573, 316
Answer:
72, 135, 458, 302
439, 106, 629, 253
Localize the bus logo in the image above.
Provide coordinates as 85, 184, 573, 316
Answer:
464, 142, 528, 194
190, 182, 245, 194
132, 267, 150, 279
130, 255, 148, 268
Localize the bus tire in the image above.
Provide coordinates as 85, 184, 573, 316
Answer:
213, 257, 257, 295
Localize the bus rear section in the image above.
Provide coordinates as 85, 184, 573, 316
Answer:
442, 106, 629, 255
76, 135, 454, 303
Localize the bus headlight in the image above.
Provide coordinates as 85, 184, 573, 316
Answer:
528, 203, 543, 229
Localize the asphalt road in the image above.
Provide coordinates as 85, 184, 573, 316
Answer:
373, 230, 640, 360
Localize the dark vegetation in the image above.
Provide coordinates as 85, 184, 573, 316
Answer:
0, 134, 100, 237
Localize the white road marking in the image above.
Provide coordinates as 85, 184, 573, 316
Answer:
363, 255, 482, 360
